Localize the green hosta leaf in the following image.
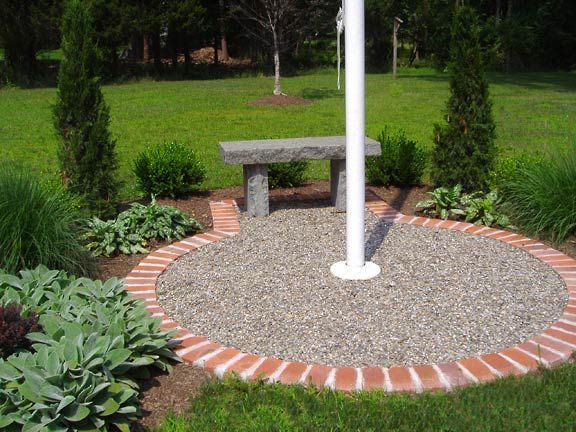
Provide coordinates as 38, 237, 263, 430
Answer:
56, 395, 76, 413
0, 413, 17, 428
114, 421, 131, 432
0, 361, 20, 381
22, 419, 51, 432
105, 349, 132, 371
99, 398, 120, 416
63, 403, 91, 422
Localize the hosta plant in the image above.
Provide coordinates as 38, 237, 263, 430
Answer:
416, 185, 465, 220
460, 191, 513, 228
0, 336, 139, 431
416, 185, 513, 229
0, 266, 180, 375
84, 217, 149, 257
84, 197, 202, 257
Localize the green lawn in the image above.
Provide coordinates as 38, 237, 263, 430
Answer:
155, 365, 576, 431
1, 69, 574, 198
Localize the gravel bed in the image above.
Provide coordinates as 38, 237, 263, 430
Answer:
157, 202, 567, 367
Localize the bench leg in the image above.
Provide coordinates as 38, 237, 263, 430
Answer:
243, 164, 269, 217
330, 159, 346, 211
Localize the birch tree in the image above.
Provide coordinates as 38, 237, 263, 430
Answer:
230, 0, 304, 95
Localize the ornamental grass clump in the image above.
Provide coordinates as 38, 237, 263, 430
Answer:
0, 163, 95, 277
501, 145, 576, 244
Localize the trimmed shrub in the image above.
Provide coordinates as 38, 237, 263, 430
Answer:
0, 163, 95, 276
501, 146, 576, 244
84, 197, 202, 257
53, 0, 118, 217
366, 128, 427, 187
134, 142, 205, 197
0, 303, 39, 359
268, 161, 309, 189
431, 7, 496, 192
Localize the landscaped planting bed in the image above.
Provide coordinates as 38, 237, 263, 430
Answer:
126, 192, 576, 394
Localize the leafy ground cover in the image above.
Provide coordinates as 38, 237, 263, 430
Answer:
0, 69, 574, 198
154, 365, 576, 432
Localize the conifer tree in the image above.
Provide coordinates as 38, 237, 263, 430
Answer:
54, 0, 118, 215
431, 6, 496, 192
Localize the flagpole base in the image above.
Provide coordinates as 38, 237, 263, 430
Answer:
330, 261, 381, 281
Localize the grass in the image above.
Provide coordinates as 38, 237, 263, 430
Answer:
0, 163, 94, 276
0, 69, 574, 198
502, 144, 576, 243
154, 364, 576, 432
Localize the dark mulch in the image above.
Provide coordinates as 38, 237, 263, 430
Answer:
98, 180, 574, 430
249, 94, 314, 107
133, 364, 211, 431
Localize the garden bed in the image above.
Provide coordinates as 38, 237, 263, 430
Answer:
100, 181, 575, 429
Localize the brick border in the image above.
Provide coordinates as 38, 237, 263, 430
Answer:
125, 192, 576, 393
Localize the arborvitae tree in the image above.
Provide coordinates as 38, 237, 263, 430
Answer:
431, 6, 496, 192
54, 0, 118, 216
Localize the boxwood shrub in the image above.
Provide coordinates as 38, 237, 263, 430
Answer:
133, 142, 205, 198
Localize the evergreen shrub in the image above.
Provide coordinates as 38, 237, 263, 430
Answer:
366, 128, 427, 187
0, 163, 94, 276
53, 0, 118, 217
133, 142, 205, 197
268, 161, 309, 189
431, 6, 496, 192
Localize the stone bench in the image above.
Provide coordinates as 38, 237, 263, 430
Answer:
219, 136, 381, 216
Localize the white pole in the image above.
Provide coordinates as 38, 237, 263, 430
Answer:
345, 0, 366, 268
331, 0, 380, 280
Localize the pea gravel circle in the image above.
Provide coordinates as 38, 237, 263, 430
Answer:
157, 203, 567, 368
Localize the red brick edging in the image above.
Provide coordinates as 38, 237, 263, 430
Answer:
125, 192, 576, 393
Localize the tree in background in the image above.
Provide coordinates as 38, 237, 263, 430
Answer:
431, 6, 496, 191
0, 0, 57, 84
230, 0, 305, 95
53, 0, 118, 216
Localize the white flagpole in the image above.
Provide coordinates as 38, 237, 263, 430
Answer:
331, 0, 380, 280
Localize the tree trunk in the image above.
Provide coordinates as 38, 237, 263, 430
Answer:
505, 0, 513, 73
183, 34, 191, 73
496, 0, 502, 19
213, 34, 219, 64
152, 31, 162, 73
219, 0, 229, 61
272, 31, 282, 96
143, 35, 150, 63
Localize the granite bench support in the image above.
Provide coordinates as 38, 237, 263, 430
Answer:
220, 136, 381, 217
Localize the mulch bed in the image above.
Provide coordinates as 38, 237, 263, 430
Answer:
249, 94, 314, 107
99, 180, 574, 429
